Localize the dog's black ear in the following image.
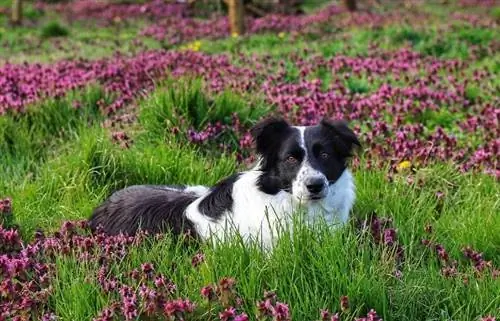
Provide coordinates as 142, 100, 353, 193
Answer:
250, 117, 290, 156
320, 118, 361, 158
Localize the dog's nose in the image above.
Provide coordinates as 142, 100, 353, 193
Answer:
306, 178, 325, 194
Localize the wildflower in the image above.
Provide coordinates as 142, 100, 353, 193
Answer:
140, 263, 155, 277
234, 313, 249, 321
219, 307, 236, 321
219, 277, 236, 291
396, 160, 411, 172
278, 32, 286, 38
201, 285, 217, 301
435, 244, 449, 262
340, 295, 349, 312
232, 32, 239, 38
273, 302, 290, 321
0, 197, 12, 213
441, 266, 458, 278
320, 309, 330, 320
191, 252, 205, 267
129, 269, 141, 281
42, 312, 58, 321
163, 298, 195, 317
383, 228, 397, 246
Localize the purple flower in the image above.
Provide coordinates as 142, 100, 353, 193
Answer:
383, 228, 397, 246
219, 307, 236, 321
201, 285, 217, 301
340, 295, 349, 312
234, 313, 249, 321
191, 252, 205, 267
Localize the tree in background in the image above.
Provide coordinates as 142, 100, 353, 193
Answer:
344, 0, 357, 11
11, 0, 23, 25
227, 0, 245, 36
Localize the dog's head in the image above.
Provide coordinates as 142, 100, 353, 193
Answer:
250, 116, 360, 201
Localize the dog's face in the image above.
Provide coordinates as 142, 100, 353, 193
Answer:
251, 117, 360, 202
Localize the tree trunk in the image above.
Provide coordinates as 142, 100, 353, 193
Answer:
343, 0, 357, 12
11, 0, 23, 26
227, 0, 245, 36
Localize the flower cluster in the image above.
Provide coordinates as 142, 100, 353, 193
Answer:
462, 246, 499, 277
111, 130, 132, 149
458, 0, 498, 7
422, 227, 499, 281
140, 4, 435, 45
2, 42, 498, 178
319, 296, 385, 321
256, 290, 290, 321
2, 38, 498, 177
0, 50, 257, 116
355, 309, 382, 321
0, 197, 11, 214
0, 225, 56, 320
36, 0, 188, 25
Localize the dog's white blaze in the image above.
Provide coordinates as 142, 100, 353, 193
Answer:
291, 126, 329, 202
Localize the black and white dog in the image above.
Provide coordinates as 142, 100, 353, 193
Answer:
88, 117, 360, 247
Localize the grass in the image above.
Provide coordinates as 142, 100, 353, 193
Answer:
1, 81, 499, 320
1, 1, 499, 320
40, 166, 500, 320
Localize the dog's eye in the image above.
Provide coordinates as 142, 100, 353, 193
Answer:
286, 156, 298, 164
320, 152, 329, 160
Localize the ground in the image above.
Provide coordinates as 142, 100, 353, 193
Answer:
0, 0, 499, 320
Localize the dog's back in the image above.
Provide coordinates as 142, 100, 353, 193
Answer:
89, 185, 199, 237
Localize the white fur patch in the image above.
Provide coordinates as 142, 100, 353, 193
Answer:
184, 167, 354, 249
183, 185, 210, 196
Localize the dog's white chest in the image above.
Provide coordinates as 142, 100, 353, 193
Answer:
184, 169, 354, 247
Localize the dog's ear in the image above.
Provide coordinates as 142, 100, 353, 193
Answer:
250, 117, 290, 156
320, 118, 361, 158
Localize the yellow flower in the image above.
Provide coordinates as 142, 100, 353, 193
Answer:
278, 32, 286, 39
231, 32, 239, 38
396, 160, 412, 172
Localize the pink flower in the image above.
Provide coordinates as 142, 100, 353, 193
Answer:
340, 295, 349, 312
191, 252, 205, 267
201, 285, 217, 301
219, 307, 236, 321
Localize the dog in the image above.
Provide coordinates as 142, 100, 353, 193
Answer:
88, 117, 360, 247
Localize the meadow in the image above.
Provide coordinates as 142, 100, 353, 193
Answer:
0, 0, 499, 320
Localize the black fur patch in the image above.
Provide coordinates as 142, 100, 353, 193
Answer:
304, 119, 360, 183
198, 174, 240, 219
88, 185, 198, 237
250, 117, 303, 195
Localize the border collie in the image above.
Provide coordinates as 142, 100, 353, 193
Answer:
88, 117, 360, 247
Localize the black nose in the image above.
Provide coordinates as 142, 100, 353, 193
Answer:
306, 178, 325, 194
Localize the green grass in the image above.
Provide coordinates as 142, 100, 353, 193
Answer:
2, 2, 498, 64
44, 166, 500, 320
1, 80, 499, 320
1, 2, 499, 320
40, 20, 70, 39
